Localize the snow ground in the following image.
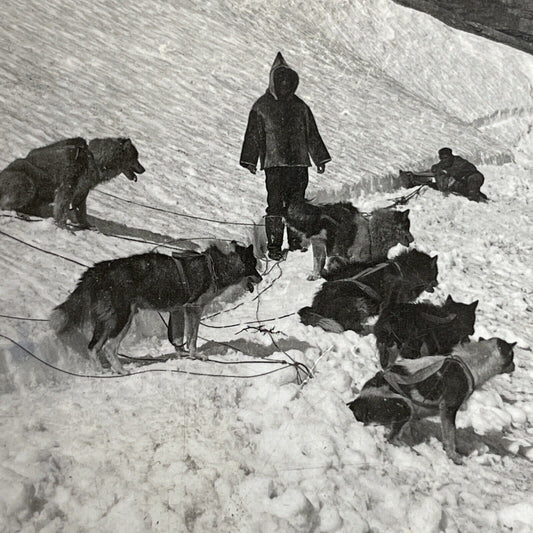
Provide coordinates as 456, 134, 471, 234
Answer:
1, 0, 532, 532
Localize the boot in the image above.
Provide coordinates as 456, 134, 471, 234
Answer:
265, 215, 285, 261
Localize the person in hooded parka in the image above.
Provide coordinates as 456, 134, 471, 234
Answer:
240, 52, 331, 261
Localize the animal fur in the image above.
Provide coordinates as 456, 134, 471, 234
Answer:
375, 295, 479, 368
347, 338, 516, 463
285, 200, 414, 280
0, 137, 145, 227
398, 170, 436, 189
298, 249, 438, 333
50, 243, 262, 372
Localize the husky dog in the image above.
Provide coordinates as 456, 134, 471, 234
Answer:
375, 296, 478, 368
285, 200, 414, 280
50, 243, 262, 372
0, 137, 145, 228
298, 249, 438, 333
347, 338, 516, 463
398, 170, 436, 189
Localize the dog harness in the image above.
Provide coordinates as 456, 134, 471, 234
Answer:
382, 355, 475, 408
172, 255, 191, 299
171, 251, 219, 302
344, 260, 401, 302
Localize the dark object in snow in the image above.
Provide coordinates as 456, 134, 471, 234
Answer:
400, 148, 488, 202
285, 199, 414, 281
240, 52, 331, 261
50, 243, 262, 373
298, 249, 438, 333
0, 137, 145, 228
391, 0, 533, 57
348, 337, 516, 464
375, 295, 478, 368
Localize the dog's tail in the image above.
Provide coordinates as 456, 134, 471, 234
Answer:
50, 281, 91, 334
298, 306, 344, 333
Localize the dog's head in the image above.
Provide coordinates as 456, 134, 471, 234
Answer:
398, 170, 415, 188
88, 138, 146, 182
478, 337, 517, 375
444, 296, 478, 341
393, 210, 415, 246
460, 337, 517, 387
395, 250, 439, 299
234, 243, 262, 292
120, 139, 145, 181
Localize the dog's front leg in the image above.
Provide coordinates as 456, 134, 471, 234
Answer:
184, 304, 205, 360
54, 177, 76, 229
308, 239, 326, 281
378, 342, 399, 369
168, 307, 186, 354
439, 400, 462, 464
71, 197, 94, 229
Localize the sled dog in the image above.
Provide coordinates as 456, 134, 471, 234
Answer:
0, 137, 145, 227
348, 338, 516, 463
375, 296, 478, 368
50, 243, 262, 372
298, 249, 438, 333
284, 200, 414, 280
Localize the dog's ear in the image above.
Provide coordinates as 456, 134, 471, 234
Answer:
479, 336, 486, 342
431, 255, 438, 265
402, 210, 410, 219
122, 138, 133, 149
509, 341, 517, 348
445, 295, 454, 304
470, 300, 479, 310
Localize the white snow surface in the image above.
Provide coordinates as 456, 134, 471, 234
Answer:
1, 0, 532, 531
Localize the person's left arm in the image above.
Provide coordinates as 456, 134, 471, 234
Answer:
306, 107, 331, 172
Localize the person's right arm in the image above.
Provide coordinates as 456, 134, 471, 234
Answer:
240, 108, 260, 174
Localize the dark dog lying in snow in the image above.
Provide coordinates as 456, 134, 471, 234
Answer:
285, 200, 414, 280
0, 137, 145, 228
347, 338, 516, 464
298, 249, 438, 333
375, 296, 478, 368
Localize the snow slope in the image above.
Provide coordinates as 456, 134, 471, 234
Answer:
0, 0, 532, 531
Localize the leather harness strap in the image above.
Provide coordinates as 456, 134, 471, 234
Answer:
383, 355, 475, 408
448, 355, 476, 394
343, 260, 400, 302
171, 255, 191, 300
204, 252, 219, 292
171, 251, 219, 302
348, 279, 382, 302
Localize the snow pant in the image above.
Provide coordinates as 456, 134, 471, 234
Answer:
265, 166, 309, 252
449, 172, 485, 201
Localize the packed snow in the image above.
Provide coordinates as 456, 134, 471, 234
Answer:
1, 0, 532, 532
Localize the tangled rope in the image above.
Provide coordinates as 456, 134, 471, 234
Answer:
0, 332, 297, 380
0, 206, 315, 382
384, 184, 427, 208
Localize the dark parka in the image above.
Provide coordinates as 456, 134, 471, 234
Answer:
240, 53, 331, 170
431, 155, 480, 181
430, 154, 485, 198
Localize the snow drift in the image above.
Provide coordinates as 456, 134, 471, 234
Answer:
0, 0, 532, 531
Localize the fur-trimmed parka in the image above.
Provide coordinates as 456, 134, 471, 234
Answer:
240, 52, 331, 170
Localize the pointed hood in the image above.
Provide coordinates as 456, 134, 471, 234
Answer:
268, 52, 299, 100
